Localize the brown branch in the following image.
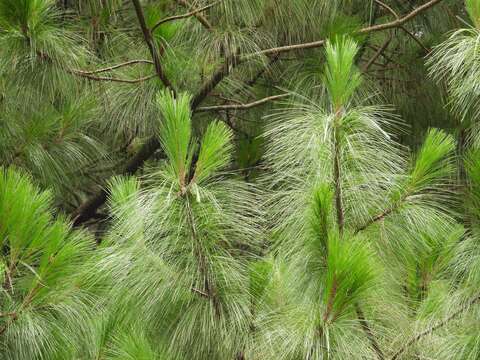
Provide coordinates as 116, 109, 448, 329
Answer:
73, 60, 153, 75
71, 71, 157, 84
0, 312, 16, 318
246, 0, 443, 58
191, 287, 209, 298
354, 207, 394, 235
131, 0, 176, 92
354, 192, 411, 235
400, 26, 431, 54
390, 294, 480, 360
175, 0, 213, 30
152, 1, 218, 32
191, 55, 239, 110
195, 93, 290, 112
357, 0, 442, 33
323, 277, 338, 323
362, 36, 392, 72
72, 136, 161, 225
357, 305, 386, 360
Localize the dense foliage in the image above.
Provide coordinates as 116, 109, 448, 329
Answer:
1, 0, 479, 359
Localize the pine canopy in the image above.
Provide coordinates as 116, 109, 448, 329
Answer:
1, 0, 480, 359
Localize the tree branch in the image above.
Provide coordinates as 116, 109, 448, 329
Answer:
73, 59, 153, 75
191, 287, 209, 298
0, 312, 16, 318
362, 36, 392, 72
152, 1, 218, 32
131, 0, 176, 92
191, 55, 239, 110
196, 93, 290, 112
246, 0, 442, 58
354, 191, 411, 235
356, 305, 386, 360
71, 71, 157, 84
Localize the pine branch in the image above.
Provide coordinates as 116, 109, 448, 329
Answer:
390, 294, 480, 360
191, 54, 240, 110
72, 56, 240, 226
131, 0, 176, 93
332, 106, 384, 358
71, 71, 157, 84
195, 93, 290, 112
152, 1, 219, 32
73, 60, 154, 75
356, 305, 386, 360
72, 1, 440, 226
325, 39, 385, 359
71, 0, 439, 225
362, 36, 392, 72
186, 203, 221, 318
0, 312, 16, 318
191, 287, 209, 298
245, 0, 443, 58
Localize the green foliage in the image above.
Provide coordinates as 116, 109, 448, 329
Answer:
323, 37, 362, 108
0, 167, 95, 359
0, 0, 88, 101
323, 234, 376, 322
91, 91, 262, 360
157, 90, 194, 186
0, 0, 478, 359
466, 0, 480, 28
194, 120, 233, 184
427, 27, 480, 125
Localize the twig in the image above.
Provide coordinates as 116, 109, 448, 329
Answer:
131, 0, 176, 93
357, 305, 386, 360
354, 206, 394, 235
71, 72, 157, 84
0, 312, 16, 318
73, 60, 153, 75
375, 0, 399, 18
191, 54, 239, 110
152, 2, 218, 32
362, 36, 392, 72
191, 287, 209, 298
195, 93, 290, 112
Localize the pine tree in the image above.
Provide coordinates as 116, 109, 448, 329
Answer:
1, 0, 480, 359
